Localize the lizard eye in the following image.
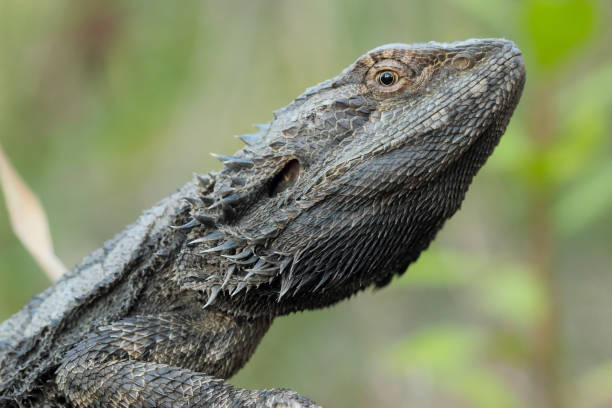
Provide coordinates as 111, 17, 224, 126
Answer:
377, 71, 398, 86
366, 60, 414, 94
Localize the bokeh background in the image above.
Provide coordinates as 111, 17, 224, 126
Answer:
1, 1, 611, 407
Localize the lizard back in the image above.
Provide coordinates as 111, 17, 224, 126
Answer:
0, 182, 196, 400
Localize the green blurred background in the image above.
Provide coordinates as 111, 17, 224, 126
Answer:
1, 1, 611, 407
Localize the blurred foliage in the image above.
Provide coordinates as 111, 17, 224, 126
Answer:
524, 0, 597, 71
386, 325, 523, 408
0, 1, 611, 407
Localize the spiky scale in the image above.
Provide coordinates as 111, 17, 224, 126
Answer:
237, 133, 261, 146
187, 230, 224, 246
196, 174, 214, 190
243, 258, 278, 279
210, 153, 254, 169
254, 123, 270, 132
200, 195, 215, 206
203, 286, 221, 308
250, 258, 267, 271
221, 264, 236, 289
182, 196, 203, 207
170, 219, 199, 230
218, 186, 236, 198
222, 193, 243, 205
207, 193, 244, 210
256, 226, 278, 240
278, 274, 293, 301
222, 248, 252, 260
201, 239, 238, 254
231, 281, 248, 297
312, 272, 332, 292
233, 255, 259, 265
279, 257, 292, 273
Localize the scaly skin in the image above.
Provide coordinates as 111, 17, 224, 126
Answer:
0, 38, 525, 407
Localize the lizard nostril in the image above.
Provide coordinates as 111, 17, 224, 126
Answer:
452, 55, 472, 70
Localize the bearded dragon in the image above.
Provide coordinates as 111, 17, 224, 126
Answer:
0, 38, 525, 407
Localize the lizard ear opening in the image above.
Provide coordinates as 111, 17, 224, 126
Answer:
269, 159, 300, 196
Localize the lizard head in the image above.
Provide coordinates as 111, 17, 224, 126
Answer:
177, 38, 525, 316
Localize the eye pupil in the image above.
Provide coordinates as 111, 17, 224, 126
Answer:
378, 71, 396, 86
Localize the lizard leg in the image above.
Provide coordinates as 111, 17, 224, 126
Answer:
56, 315, 320, 408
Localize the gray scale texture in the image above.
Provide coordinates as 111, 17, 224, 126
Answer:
0, 38, 525, 407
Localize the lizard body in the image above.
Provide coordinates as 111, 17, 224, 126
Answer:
0, 38, 525, 407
